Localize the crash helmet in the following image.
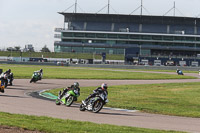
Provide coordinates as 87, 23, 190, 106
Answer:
101, 83, 108, 90
40, 69, 43, 73
7, 69, 11, 73
74, 82, 79, 88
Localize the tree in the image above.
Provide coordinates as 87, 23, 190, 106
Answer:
14, 46, 21, 51
7, 46, 21, 52
40, 45, 50, 52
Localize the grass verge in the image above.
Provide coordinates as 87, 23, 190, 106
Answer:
47, 82, 200, 117
0, 64, 196, 80
0, 51, 124, 60
0, 112, 184, 133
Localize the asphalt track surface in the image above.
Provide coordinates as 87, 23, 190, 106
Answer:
0, 73, 200, 133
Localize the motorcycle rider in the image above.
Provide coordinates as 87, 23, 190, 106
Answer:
0, 74, 7, 90
176, 69, 183, 75
4, 69, 11, 75
82, 83, 108, 105
60, 82, 80, 98
34, 69, 43, 80
0, 69, 13, 87
176, 69, 180, 74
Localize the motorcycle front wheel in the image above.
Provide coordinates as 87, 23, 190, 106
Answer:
55, 99, 61, 105
79, 103, 86, 111
92, 99, 103, 113
66, 96, 74, 107
30, 78, 34, 83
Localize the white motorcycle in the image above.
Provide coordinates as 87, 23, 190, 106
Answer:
80, 92, 108, 113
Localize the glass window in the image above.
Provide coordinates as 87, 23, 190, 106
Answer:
142, 35, 151, 40
96, 34, 106, 38
74, 39, 83, 42
85, 33, 95, 38
116, 41, 127, 44
185, 43, 195, 47
152, 36, 162, 40
130, 35, 141, 39
62, 32, 73, 37
196, 37, 200, 41
94, 48, 106, 54
115, 49, 124, 54
61, 46, 72, 52
174, 36, 184, 41
93, 40, 106, 43
71, 47, 83, 53
108, 34, 118, 38
163, 36, 173, 41
83, 47, 94, 53
74, 33, 84, 37
107, 40, 116, 44
62, 39, 74, 42
118, 34, 128, 39
185, 37, 195, 41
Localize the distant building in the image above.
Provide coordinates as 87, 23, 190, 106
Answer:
23, 44, 34, 52
54, 12, 200, 66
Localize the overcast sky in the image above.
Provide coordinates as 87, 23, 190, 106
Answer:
1, 0, 200, 52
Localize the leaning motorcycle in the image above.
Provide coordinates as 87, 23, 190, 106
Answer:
177, 70, 184, 75
80, 92, 108, 113
56, 89, 79, 107
0, 79, 5, 93
0, 73, 8, 88
30, 72, 41, 83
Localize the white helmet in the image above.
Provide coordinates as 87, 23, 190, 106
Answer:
74, 82, 79, 88
101, 83, 108, 90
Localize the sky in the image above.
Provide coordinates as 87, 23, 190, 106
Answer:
1, 0, 200, 52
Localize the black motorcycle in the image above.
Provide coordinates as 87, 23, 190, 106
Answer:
80, 92, 108, 113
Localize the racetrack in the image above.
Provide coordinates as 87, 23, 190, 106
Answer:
0, 75, 200, 133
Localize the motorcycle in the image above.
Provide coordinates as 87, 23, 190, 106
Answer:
30, 72, 42, 83
0, 73, 8, 88
177, 70, 184, 75
0, 79, 5, 93
55, 89, 79, 107
80, 92, 108, 113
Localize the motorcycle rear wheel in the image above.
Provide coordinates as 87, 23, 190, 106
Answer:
92, 99, 103, 113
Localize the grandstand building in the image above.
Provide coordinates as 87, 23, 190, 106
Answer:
54, 13, 200, 66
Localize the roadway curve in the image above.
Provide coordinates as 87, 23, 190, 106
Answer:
0, 76, 200, 133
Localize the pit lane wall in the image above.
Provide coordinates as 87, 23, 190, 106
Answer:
0, 61, 200, 71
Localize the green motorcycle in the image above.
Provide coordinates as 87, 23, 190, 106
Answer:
30, 72, 41, 83
56, 89, 79, 107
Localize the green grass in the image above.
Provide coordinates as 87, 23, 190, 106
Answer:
129, 69, 199, 74
0, 64, 196, 80
48, 82, 200, 118
0, 51, 124, 60
0, 112, 184, 133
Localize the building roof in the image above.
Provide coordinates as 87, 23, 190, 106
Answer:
59, 12, 200, 26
